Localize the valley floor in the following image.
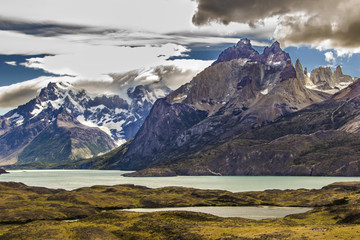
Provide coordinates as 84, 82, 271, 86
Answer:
1, 181, 360, 239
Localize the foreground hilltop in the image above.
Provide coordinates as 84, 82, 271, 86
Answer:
86, 39, 360, 176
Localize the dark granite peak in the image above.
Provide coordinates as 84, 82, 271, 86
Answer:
262, 41, 291, 62
212, 38, 260, 65
213, 39, 293, 69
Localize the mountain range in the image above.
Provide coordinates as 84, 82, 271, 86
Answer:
2, 38, 360, 176
78, 39, 360, 176
0, 81, 169, 166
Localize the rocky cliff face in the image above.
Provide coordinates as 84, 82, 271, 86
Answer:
308, 65, 353, 92
115, 39, 338, 171
0, 81, 170, 166
293, 58, 353, 93
119, 79, 360, 176
310, 67, 336, 90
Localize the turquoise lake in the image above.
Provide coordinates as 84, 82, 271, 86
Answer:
1, 169, 360, 191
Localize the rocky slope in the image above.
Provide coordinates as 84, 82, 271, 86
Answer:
0, 81, 170, 166
100, 39, 359, 176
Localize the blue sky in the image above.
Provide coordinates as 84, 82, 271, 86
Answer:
0, 55, 58, 87
285, 47, 360, 78
0, 0, 360, 115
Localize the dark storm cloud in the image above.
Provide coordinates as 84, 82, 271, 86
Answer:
0, 86, 38, 108
192, 0, 308, 26
192, 0, 360, 49
280, 17, 360, 49
0, 17, 114, 37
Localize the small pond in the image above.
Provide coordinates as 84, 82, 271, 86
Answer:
122, 206, 312, 220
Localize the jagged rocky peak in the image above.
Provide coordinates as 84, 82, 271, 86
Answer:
263, 41, 296, 81
212, 38, 260, 65
295, 59, 312, 86
334, 65, 353, 85
38, 82, 58, 101
334, 65, 343, 76
38, 82, 70, 101
304, 67, 308, 76
259, 41, 290, 67
213, 39, 293, 66
212, 39, 296, 82
265, 41, 281, 51
310, 67, 335, 89
262, 41, 289, 62
309, 65, 354, 91
295, 59, 304, 79
167, 39, 301, 114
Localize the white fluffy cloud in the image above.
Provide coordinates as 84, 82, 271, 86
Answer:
324, 52, 336, 63
22, 43, 189, 79
0, 29, 207, 78
4, 61, 16, 66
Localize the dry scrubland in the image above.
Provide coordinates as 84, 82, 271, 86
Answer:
0, 181, 360, 239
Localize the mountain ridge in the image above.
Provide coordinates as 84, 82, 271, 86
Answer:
98, 39, 359, 176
